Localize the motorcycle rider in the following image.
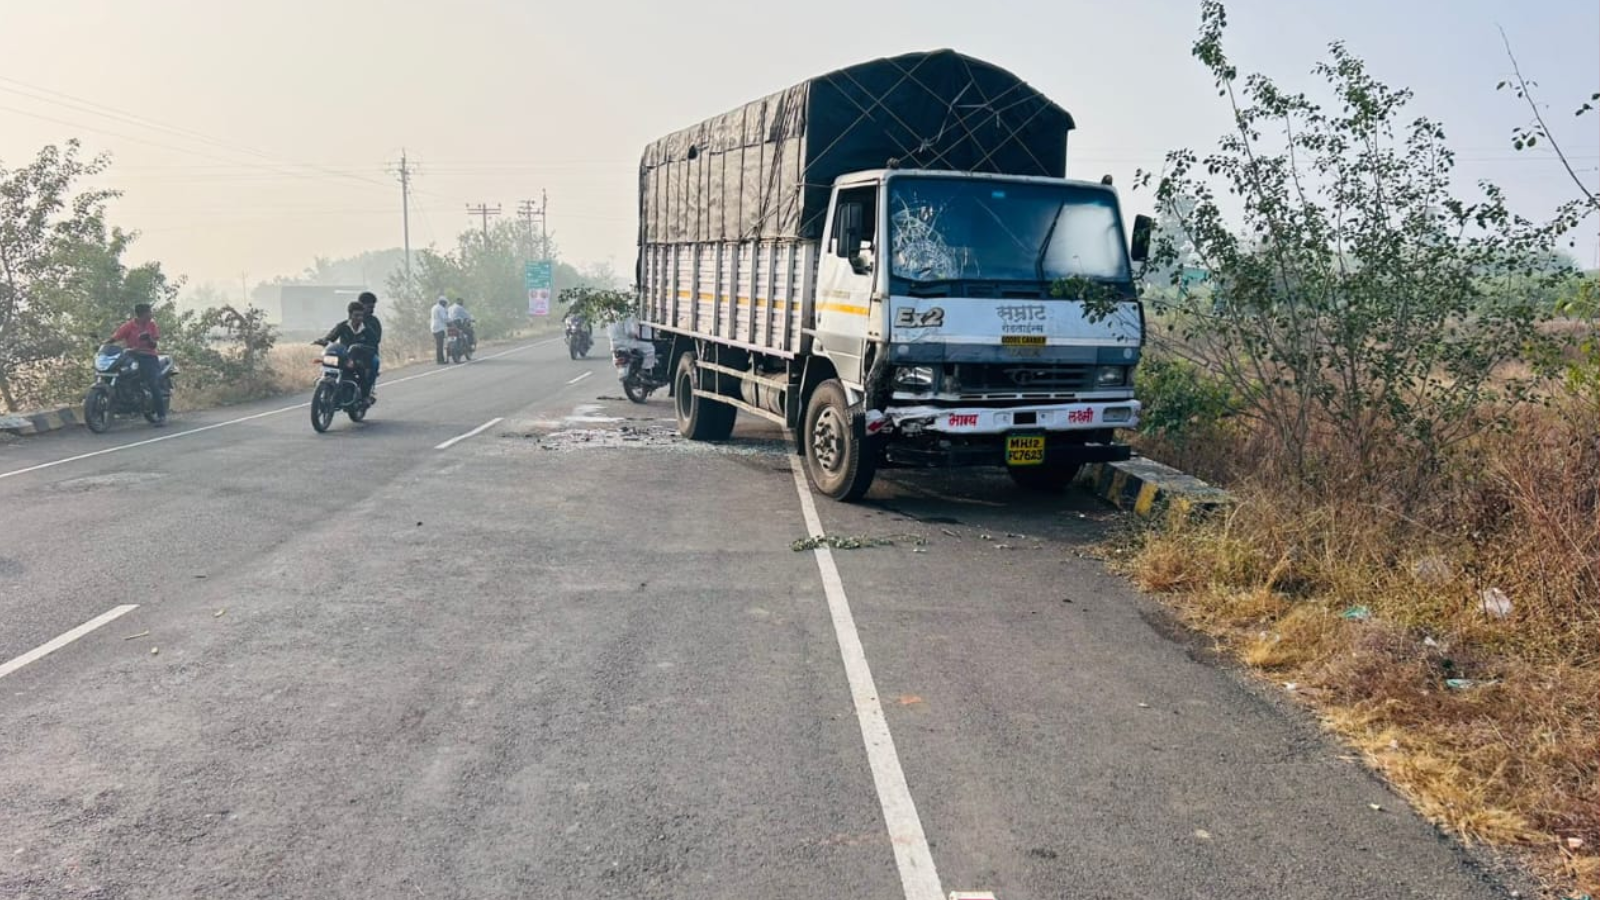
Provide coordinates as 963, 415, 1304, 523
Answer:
431, 296, 450, 364
607, 312, 656, 374
446, 297, 475, 352
315, 301, 379, 401
358, 291, 382, 402
564, 310, 592, 346
109, 302, 168, 426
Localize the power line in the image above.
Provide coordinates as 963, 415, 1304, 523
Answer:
465, 202, 501, 239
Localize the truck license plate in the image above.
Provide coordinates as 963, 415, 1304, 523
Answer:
1006, 434, 1046, 466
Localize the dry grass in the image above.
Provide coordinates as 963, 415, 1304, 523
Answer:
1125, 392, 1599, 895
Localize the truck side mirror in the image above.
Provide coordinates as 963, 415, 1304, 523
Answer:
1130, 214, 1153, 263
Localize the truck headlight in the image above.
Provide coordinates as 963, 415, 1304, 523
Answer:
893, 366, 936, 390
1095, 365, 1127, 386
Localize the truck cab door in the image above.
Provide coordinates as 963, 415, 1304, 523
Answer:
815, 184, 880, 386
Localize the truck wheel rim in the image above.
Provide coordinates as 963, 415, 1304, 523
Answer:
812, 407, 844, 472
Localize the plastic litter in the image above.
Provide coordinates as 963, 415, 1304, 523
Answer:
1566, 836, 1585, 850
1341, 606, 1372, 621
121, 630, 150, 641
1480, 588, 1513, 618
1445, 678, 1476, 690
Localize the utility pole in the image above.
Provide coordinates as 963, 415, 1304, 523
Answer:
466, 202, 502, 241
388, 150, 414, 290
517, 192, 548, 260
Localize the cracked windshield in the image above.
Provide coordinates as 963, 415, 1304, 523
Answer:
1, 1, 1595, 898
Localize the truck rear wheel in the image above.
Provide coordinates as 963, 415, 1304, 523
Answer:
674, 350, 736, 441
802, 379, 877, 502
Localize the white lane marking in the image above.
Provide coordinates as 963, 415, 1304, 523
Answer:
435, 417, 504, 450
0, 605, 139, 680
566, 370, 593, 385
0, 339, 558, 482
787, 456, 944, 900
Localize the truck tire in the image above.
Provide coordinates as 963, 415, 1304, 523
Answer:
1008, 461, 1081, 492
674, 350, 736, 441
802, 379, 877, 502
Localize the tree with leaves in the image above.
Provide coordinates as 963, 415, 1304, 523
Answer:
0, 141, 116, 410
1135, 1, 1574, 498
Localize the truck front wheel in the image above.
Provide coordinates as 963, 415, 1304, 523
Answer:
802, 379, 877, 502
674, 350, 736, 441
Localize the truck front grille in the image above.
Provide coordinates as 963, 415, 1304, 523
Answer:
952, 363, 1094, 393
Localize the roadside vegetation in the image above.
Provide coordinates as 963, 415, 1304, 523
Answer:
1126, 4, 1598, 893
0, 142, 606, 416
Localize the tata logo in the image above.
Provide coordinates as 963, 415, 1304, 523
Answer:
947, 413, 980, 428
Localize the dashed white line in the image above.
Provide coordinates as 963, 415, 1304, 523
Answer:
787, 456, 944, 900
0, 339, 557, 481
566, 370, 593, 385
435, 417, 504, 450
0, 605, 139, 680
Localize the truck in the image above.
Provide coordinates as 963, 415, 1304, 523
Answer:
634, 49, 1150, 501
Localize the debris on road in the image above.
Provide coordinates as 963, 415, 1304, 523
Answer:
1369, 803, 1384, 811
1138, 702, 1151, 709
1479, 588, 1513, 618
791, 533, 926, 551
214, 608, 226, 618
1194, 828, 1213, 841
121, 630, 150, 641
897, 695, 923, 706
149, 647, 159, 656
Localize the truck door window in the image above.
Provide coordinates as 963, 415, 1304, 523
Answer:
832, 187, 878, 275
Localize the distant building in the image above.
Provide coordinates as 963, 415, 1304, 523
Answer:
275, 285, 368, 333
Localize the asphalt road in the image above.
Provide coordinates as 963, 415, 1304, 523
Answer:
0, 338, 1527, 899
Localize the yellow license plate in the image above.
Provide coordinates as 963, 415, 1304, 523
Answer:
1006, 434, 1046, 466
1001, 335, 1047, 346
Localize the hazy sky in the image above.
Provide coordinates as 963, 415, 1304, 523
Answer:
2, 0, 1596, 295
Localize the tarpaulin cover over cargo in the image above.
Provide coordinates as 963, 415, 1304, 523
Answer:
638, 50, 1076, 246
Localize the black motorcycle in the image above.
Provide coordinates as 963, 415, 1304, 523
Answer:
565, 319, 593, 359
83, 344, 175, 433
310, 342, 374, 432
446, 318, 475, 363
613, 346, 666, 403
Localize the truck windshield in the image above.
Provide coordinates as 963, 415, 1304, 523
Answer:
887, 177, 1131, 287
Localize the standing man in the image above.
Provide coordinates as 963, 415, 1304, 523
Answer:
110, 302, 168, 426
430, 296, 450, 364
358, 291, 382, 401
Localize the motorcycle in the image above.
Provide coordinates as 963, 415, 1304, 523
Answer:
564, 319, 593, 359
83, 343, 176, 433
613, 346, 666, 403
309, 342, 374, 433
446, 318, 475, 363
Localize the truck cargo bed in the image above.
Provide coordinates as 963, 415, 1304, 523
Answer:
640, 240, 817, 357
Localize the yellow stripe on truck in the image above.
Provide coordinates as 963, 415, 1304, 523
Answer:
817, 302, 869, 316
672, 290, 792, 310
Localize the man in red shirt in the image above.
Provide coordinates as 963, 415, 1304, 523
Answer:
109, 303, 167, 425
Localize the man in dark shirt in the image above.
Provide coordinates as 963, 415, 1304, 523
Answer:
316, 301, 379, 401
358, 291, 382, 400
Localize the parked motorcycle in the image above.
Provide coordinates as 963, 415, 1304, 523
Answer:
309, 342, 374, 432
565, 319, 593, 359
613, 346, 666, 403
83, 344, 176, 433
446, 318, 475, 363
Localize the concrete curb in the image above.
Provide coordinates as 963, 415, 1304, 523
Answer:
1076, 456, 1231, 520
0, 406, 80, 436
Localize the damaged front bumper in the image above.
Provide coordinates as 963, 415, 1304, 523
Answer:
863, 400, 1140, 469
